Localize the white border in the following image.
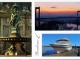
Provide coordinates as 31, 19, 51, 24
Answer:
0, 0, 80, 60
1, 0, 80, 2
33, 0, 80, 59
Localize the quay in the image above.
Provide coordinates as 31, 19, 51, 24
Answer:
46, 48, 80, 56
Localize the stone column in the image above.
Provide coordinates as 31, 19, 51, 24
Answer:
23, 24, 25, 36
1, 18, 3, 37
25, 18, 26, 36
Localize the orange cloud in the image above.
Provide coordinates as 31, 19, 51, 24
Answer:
40, 11, 77, 14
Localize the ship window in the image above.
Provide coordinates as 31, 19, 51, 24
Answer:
56, 40, 69, 44
57, 40, 68, 42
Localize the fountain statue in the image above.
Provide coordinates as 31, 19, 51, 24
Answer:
9, 3, 21, 28
0, 3, 31, 56
9, 3, 21, 37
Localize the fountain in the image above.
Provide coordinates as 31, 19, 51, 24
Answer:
0, 3, 31, 56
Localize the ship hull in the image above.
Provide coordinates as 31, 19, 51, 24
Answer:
50, 44, 72, 53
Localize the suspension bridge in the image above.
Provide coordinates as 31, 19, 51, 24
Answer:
35, 7, 80, 30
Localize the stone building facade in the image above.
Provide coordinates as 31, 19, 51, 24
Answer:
0, 2, 31, 55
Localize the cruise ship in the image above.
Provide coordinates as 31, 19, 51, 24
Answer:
50, 38, 72, 53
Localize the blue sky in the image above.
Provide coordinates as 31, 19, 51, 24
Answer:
42, 34, 80, 46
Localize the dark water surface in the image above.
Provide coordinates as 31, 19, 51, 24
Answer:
42, 47, 57, 56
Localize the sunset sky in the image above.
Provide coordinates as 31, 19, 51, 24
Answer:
35, 2, 80, 14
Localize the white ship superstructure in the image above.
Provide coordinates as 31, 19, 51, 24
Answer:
50, 38, 72, 53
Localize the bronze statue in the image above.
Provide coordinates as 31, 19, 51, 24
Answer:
9, 3, 21, 28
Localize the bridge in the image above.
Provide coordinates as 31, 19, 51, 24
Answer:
35, 7, 80, 30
